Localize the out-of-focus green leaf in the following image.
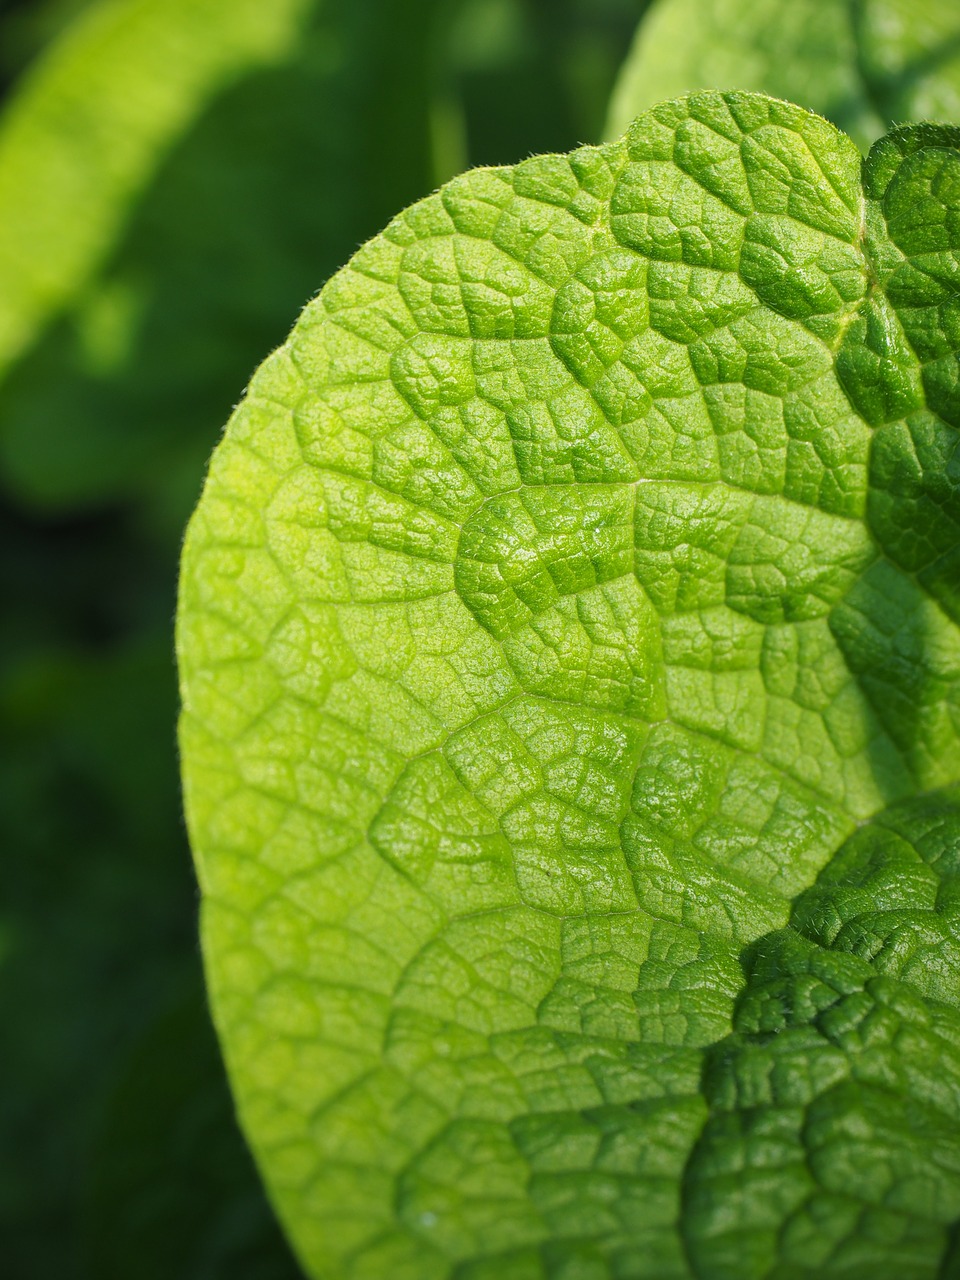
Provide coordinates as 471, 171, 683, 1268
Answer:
0, 0, 458, 527
0, 0, 314, 376
0, 0, 96, 89
606, 0, 960, 151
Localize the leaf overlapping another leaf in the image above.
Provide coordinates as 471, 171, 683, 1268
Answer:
178, 93, 960, 1278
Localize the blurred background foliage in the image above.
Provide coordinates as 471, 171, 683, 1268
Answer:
608, 0, 960, 148
0, 1, 643, 1276
3, 0, 958, 1275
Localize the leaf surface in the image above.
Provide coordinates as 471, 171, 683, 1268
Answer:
178, 93, 960, 1278
606, 0, 960, 152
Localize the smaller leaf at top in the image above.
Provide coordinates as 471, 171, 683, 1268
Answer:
607, 0, 960, 152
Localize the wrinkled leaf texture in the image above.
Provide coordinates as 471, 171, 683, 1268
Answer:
179, 91, 960, 1279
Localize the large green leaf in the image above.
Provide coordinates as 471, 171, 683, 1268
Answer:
606, 0, 960, 152
178, 91, 960, 1278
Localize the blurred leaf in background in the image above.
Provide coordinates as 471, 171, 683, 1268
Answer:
607, 0, 960, 150
0, 0, 93, 88
0, 1, 641, 1276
